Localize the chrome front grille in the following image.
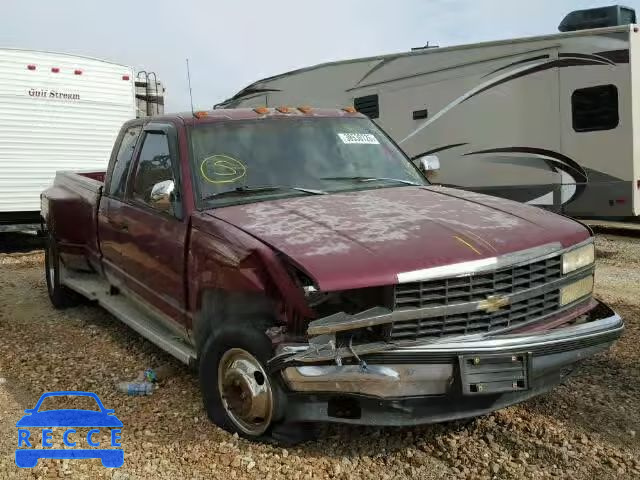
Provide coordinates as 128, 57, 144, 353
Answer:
391, 255, 563, 340
394, 256, 562, 309
390, 290, 560, 340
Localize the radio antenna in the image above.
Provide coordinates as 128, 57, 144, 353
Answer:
186, 58, 195, 115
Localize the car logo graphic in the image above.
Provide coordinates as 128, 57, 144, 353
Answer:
15, 391, 123, 468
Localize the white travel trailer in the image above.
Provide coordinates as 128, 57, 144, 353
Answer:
0, 49, 165, 231
220, 6, 640, 218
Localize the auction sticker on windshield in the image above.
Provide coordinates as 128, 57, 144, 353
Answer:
337, 133, 380, 144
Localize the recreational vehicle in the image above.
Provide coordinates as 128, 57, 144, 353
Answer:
0, 49, 165, 232
220, 6, 640, 218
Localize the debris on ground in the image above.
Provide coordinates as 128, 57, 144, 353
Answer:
116, 368, 161, 396
116, 381, 154, 396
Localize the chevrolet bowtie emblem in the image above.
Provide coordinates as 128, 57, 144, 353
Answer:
478, 294, 510, 313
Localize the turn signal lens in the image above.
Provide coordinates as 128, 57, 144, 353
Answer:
254, 107, 269, 114
298, 106, 313, 114
342, 106, 357, 113
562, 243, 595, 274
194, 111, 209, 119
560, 276, 594, 306
276, 106, 291, 113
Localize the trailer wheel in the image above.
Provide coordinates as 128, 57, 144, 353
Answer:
44, 234, 78, 309
199, 325, 311, 444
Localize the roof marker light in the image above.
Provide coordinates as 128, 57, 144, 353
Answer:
27, 64, 36, 71
51, 67, 60, 73
298, 106, 313, 114
74, 69, 82, 75
254, 107, 269, 114
342, 106, 357, 113
276, 106, 291, 113
194, 111, 209, 119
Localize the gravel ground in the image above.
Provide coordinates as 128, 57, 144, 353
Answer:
0, 233, 638, 479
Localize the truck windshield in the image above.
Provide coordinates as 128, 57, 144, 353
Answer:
190, 117, 426, 206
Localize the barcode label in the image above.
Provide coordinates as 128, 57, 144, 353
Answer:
337, 133, 380, 144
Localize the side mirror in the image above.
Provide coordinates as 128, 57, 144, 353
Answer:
414, 154, 441, 174
149, 179, 174, 212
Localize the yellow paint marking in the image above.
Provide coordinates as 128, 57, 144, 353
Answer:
462, 229, 498, 253
454, 235, 483, 256
200, 154, 247, 184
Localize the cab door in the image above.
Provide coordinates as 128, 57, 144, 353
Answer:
99, 122, 143, 271
111, 122, 188, 330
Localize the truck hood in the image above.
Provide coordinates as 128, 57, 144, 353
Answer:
209, 186, 590, 291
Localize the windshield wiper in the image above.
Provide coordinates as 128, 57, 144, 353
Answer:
202, 185, 327, 201
321, 176, 421, 186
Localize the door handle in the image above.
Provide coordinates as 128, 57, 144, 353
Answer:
107, 219, 129, 232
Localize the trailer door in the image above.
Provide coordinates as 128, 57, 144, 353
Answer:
558, 34, 633, 217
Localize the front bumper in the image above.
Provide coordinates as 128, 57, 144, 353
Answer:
277, 300, 622, 426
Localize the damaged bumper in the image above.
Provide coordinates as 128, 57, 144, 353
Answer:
275, 301, 623, 425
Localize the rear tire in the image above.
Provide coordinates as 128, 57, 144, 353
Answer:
44, 234, 78, 309
199, 324, 311, 444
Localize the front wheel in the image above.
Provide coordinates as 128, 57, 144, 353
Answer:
44, 234, 78, 309
200, 327, 278, 439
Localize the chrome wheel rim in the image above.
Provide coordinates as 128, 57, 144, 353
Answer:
218, 348, 273, 436
47, 241, 56, 291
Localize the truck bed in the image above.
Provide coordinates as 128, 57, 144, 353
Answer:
41, 170, 106, 271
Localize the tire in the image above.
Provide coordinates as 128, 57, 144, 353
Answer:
44, 234, 79, 309
199, 325, 312, 444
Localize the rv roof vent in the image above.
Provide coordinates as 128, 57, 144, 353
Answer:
559, 5, 636, 32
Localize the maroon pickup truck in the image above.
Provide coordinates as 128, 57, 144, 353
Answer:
41, 107, 623, 443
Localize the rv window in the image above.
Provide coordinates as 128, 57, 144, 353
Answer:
354, 94, 379, 119
571, 85, 619, 132
108, 125, 142, 198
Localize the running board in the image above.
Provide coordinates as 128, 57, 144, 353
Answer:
62, 272, 197, 366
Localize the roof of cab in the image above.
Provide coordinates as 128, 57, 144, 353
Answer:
146, 107, 366, 126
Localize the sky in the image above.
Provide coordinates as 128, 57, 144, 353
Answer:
2, 0, 639, 112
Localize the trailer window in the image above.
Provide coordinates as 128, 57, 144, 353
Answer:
571, 85, 619, 132
108, 126, 142, 198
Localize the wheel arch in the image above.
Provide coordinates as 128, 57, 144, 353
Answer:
193, 288, 281, 355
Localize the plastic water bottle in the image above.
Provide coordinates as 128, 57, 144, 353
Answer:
117, 381, 154, 396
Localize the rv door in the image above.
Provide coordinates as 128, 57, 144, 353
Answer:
558, 34, 633, 217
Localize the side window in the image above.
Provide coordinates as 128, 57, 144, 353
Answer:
571, 84, 619, 132
108, 126, 142, 197
132, 132, 177, 214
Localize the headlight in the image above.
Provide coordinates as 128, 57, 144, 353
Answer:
562, 242, 595, 274
560, 275, 594, 306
